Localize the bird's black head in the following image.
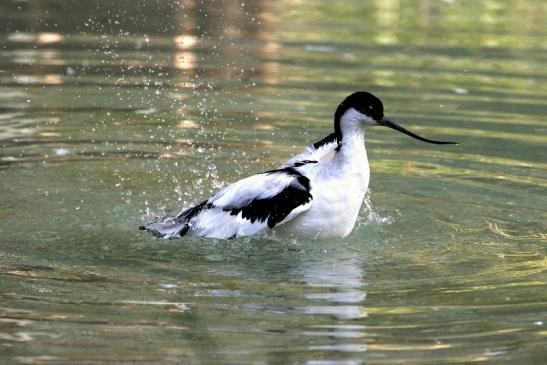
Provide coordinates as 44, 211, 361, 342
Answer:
334, 92, 384, 133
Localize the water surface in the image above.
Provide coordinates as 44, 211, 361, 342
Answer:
1, 0, 546, 364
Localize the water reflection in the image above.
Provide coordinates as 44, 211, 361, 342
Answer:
37, 32, 63, 44
298, 258, 367, 320
12, 74, 63, 85
173, 35, 198, 49
173, 51, 197, 71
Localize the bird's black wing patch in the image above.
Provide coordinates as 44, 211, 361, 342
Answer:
290, 160, 318, 167
313, 132, 339, 149
225, 168, 312, 228
175, 200, 212, 221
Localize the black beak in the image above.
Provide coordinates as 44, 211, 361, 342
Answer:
379, 117, 458, 145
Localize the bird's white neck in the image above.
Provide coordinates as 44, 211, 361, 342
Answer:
335, 128, 368, 169
334, 109, 369, 169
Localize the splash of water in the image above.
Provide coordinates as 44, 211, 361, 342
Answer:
359, 190, 395, 226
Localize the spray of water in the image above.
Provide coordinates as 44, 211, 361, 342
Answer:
359, 189, 395, 226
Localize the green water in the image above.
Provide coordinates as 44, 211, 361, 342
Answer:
1, 0, 546, 363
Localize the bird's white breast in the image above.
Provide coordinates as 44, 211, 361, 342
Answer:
283, 154, 370, 239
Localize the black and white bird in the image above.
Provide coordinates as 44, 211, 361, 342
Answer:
140, 91, 456, 240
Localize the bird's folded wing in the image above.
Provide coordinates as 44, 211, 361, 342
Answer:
191, 168, 313, 238
281, 132, 339, 168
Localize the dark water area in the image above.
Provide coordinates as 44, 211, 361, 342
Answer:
1, 0, 546, 364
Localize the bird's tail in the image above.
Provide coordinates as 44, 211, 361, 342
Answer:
139, 218, 190, 239
139, 201, 207, 239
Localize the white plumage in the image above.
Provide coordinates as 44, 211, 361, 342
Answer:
141, 92, 456, 240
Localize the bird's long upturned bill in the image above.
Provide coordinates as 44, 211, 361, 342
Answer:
379, 117, 457, 145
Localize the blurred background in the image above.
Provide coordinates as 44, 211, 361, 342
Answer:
0, 0, 546, 364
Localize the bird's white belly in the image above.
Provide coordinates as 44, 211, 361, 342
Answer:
283, 171, 369, 239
